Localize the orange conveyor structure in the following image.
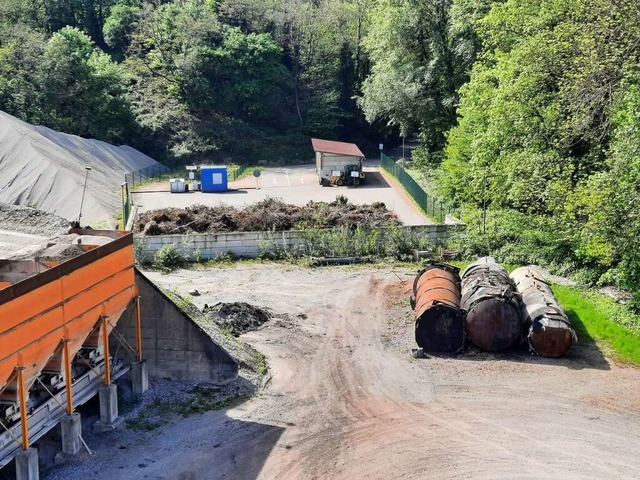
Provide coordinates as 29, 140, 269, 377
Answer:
0, 229, 141, 467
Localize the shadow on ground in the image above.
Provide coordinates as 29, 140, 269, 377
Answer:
347, 171, 391, 189
168, 416, 285, 480
427, 311, 610, 371
43, 410, 285, 480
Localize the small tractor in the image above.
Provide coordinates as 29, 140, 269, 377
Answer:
322, 164, 365, 187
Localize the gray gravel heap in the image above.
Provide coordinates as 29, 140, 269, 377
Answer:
0, 203, 69, 236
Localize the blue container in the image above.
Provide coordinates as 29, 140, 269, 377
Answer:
200, 166, 228, 192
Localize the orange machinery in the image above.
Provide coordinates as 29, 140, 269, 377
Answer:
0, 229, 141, 465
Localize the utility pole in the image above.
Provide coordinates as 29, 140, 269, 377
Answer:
402, 136, 405, 162
78, 165, 92, 225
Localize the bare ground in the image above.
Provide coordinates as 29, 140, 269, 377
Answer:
46, 264, 640, 479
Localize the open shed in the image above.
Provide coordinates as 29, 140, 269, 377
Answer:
311, 138, 365, 185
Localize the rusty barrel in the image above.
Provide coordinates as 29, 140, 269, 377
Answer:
461, 257, 522, 351
411, 262, 465, 353
510, 266, 576, 357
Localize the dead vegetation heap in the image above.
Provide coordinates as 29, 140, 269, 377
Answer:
137, 197, 399, 235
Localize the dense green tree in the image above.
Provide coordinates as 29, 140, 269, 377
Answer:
127, 0, 292, 157
0, 25, 133, 141
565, 79, 640, 292
38, 26, 134, 140
220, 0, 370, 137
0, 26, 46, 120
359, 0, 469, 152
442, 0, 640, 210
440, 0, 640, 292
0, 0, 375, 155
0, 0, 45, 31
103, 1, 140, 56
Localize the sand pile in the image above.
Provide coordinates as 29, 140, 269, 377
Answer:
0, 111, 159, 225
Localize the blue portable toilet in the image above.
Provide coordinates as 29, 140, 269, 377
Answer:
200, 166, 228, 192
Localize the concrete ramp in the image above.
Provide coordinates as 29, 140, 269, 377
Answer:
114, 269, 238, 384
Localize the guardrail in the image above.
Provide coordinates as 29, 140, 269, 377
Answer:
380, 153, 458, 222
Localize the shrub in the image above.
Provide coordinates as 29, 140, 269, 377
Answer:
153, 243, 184, 272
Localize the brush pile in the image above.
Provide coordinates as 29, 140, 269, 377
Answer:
137, 197, 399, 235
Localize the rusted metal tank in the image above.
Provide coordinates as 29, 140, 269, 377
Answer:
411, 262, 465, 353
510, 266, 576, 357
461, 257, 522, 351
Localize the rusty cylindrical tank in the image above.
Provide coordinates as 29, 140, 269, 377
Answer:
461, 257, 522, 351
510, 266, 576, 357
411, 262, 465, 353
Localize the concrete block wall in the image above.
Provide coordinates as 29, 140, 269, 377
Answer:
113, 269, 238, 385
141, 231, 305, 259
137, 222, 465, 260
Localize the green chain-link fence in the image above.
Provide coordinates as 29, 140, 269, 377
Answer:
228, 164, 253, 181
124, 163, 174, 187
380, 153, 458, 223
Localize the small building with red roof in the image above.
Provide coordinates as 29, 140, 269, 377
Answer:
311, 138, 365, 186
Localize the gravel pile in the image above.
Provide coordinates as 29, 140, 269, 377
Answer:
8, 233, 113, 261
0, 203, 69, 236
165, 291, 268, 376
137, 196, 399, 235
0, 111, 159, 224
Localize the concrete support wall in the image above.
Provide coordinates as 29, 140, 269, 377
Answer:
136, 223, 465, 260
113, 269, 238, 385
15, 448, 38, 480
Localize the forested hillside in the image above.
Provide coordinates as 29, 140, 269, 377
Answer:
0, 0, 638, 302
437, 0, 640, 302
0, 0, 371, 160
359, 0, 640, 305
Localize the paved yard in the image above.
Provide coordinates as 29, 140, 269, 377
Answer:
133, 162, 432, 225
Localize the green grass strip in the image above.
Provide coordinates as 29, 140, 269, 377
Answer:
552, 284, 640, 364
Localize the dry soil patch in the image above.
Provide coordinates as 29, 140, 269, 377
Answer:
46, 264, 640, 479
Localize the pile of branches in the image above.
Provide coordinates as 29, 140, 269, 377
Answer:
137, 197, 399, 235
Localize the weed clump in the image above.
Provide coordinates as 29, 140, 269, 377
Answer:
153, 243, 184, 272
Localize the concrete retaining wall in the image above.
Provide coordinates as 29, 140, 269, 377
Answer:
135, 223, 465, 260
113, 269, 238, 384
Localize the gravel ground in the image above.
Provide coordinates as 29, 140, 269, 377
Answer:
0, 204, 70, 257
44, 263, 640, 480
0, 204, 69, 236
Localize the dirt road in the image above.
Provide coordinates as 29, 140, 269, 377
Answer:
47, 265, 640, 479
